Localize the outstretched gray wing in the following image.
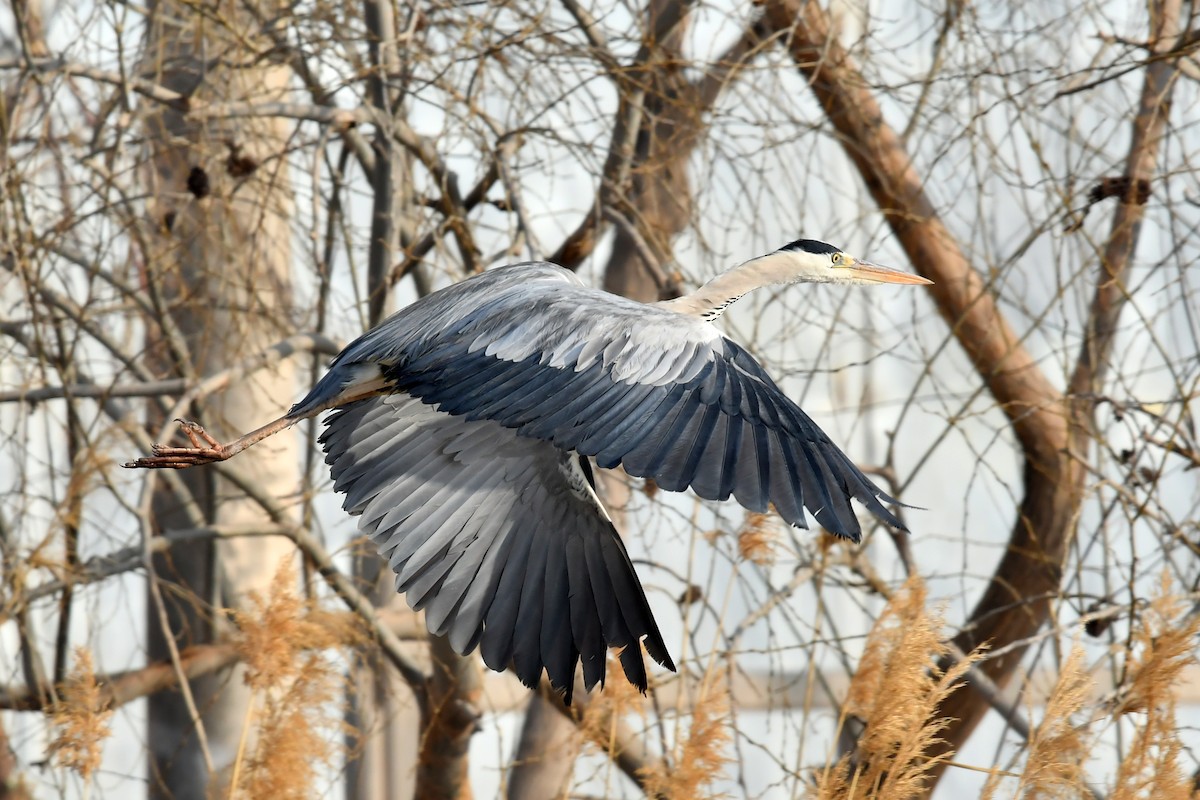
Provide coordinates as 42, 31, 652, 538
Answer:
296, 262, 904, 543
319, 393, 674, 701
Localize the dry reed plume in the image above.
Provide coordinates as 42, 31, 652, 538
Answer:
578, 653, 732, 797
737, 512, 780, 567
981, 641, 1092, 799
1107, 574, 1198, 800
813, 575, 979, 800
640, 684, 732, 800
237, 664, 342, 800
580, 652, 646, 751
47, 647, 112, 782
230, 563, 362, 799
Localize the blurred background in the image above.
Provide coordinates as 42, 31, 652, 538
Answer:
1, 0, 1198, 797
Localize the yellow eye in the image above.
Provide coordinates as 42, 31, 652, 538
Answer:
831, 253, 844, 266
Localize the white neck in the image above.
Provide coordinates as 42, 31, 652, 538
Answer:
656, 252, 800, 322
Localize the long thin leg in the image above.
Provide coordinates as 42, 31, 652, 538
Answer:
124, 415, 300, 469
123, 377, 389, 470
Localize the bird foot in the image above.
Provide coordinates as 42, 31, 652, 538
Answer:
123, 420, 229, 469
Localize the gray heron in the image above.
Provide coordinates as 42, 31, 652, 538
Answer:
126, 238, 932, 701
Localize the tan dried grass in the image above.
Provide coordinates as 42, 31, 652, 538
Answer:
813, 575, 979, 800
1006, 641, 1092, 800
237, 658, 343, 800
737, 512, 779, 567
640, 684, 732, 800
229, 562, 361, 800
234, 564, 360, 692
1108, 574, 1198, 800
580, 651, 647, 753
47, 647, 112, 782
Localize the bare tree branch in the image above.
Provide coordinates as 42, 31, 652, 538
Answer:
388, 157, 504, 287
187, 101, 366, 128
193, 459, 432, 699
762, 0, 1188, 782
545, 682, 667, 799
550, 0, 699, 268
0, 643, 239, 713
0, 601, 428, 713
0, 333, 340, 405
7, 1, 1200, 795
0, 56, 189, 110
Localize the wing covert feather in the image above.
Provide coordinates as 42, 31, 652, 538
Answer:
296, 262, 906, 544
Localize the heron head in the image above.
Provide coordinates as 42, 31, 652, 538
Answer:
772, 239, 933, 286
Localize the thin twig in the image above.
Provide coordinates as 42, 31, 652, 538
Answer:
187, 101, 366, 128
184, 458, 431, 702
0, 56, 189, 110
144, 539, 218, 776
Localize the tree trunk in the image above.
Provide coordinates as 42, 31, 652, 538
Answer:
344, 3, 436, 797
504, 690, 584, 800
762, 0, 1182, 785
140, 6, 298, 797
506, 4, 693, 795
0, 715, 30, 800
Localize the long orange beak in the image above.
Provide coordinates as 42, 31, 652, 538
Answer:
848, 259, 934, 285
